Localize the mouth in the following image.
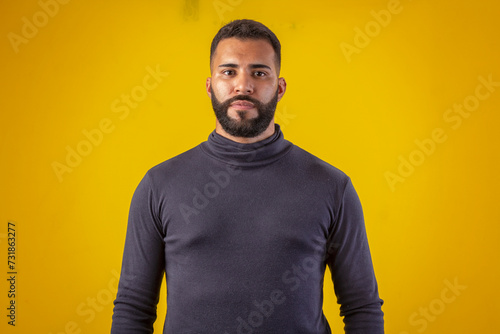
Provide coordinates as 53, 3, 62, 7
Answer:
230, 100, 255, 110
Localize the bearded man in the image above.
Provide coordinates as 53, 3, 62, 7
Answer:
111, 19, 384, 334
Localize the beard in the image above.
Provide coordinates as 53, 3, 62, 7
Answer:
210, 88, 279, 138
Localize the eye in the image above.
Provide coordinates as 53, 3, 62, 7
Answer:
222, 69, 235, 75
254, 71, 267, 77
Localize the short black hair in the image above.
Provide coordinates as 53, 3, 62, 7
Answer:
210, 19, 281, 71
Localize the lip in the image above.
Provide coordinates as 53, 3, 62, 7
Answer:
230, 101, 255, 109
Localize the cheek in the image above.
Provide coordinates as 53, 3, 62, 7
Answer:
213, 81, 233, 98
260, 83, 279, 100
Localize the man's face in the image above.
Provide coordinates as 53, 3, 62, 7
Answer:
206, 37, 286, 138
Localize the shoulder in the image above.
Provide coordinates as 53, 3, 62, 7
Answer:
150, 145, 202, 172
283, 144, 360, 223
278, 143, 355, 204
142, 144, 207, 187
288, 144, 350, 183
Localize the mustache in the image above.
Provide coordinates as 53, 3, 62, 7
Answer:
223, 95, 262, 107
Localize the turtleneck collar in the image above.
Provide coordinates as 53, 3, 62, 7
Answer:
200, 124, 293, 168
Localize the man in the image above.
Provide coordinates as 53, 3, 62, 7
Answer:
111, 19, 384, 333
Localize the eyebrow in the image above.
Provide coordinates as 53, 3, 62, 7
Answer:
218, 63, 272, 70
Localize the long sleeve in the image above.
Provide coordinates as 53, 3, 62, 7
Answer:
110, 128, 384, 333
111, 172, 166, 333
326, 178, 384, 333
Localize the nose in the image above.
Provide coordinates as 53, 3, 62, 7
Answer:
234, 73, 254, 95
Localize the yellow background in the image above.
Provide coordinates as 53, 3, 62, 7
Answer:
1, 0, 499, 333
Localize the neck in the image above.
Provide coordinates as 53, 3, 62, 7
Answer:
214, 120, 276, 144
201, 123, 292, 168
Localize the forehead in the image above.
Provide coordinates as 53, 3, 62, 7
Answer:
212, 37, 277, 69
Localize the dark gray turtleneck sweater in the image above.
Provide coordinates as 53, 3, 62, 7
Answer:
111, 125, 384, 333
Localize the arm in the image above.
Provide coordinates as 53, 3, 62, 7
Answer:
111, 172, 166, 333
326, 178, 384, 333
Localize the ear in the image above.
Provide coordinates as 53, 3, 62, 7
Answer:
206, 77, 212, 98
277, 77, 287, 102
